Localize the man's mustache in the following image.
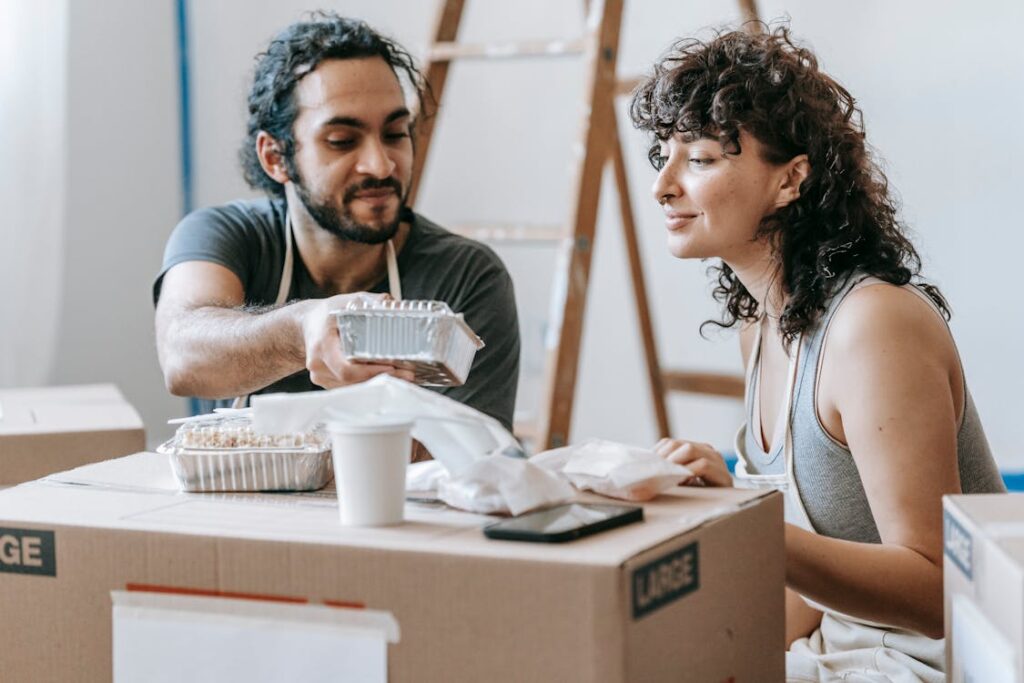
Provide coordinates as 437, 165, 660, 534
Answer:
343, 177, 403, 203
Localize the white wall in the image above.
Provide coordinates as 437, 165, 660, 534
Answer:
51, 0, 184, 444
0, 0, 67, 387
752, 1, 1024, 468
23, 0, 1024, 464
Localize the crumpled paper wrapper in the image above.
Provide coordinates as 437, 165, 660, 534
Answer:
531, 439, 692, 502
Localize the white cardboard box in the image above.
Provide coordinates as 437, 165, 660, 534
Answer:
943, 494, 1024, 682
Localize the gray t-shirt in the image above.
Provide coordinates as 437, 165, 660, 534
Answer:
154, 198, 520, 431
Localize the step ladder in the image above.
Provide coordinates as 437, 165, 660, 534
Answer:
410, 0, 760, 449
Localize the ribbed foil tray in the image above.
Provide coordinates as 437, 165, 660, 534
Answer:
158, 417, 332, 492
332, 300, 485, 386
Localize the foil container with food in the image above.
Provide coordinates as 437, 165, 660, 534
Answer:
332, 299, 484, 386
157, 414, 332, 492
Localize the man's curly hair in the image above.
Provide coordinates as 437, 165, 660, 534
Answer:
630, 24, 948, 345
240, 12, 428, 198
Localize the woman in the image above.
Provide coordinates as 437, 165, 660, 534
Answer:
631, 25, 1005, 681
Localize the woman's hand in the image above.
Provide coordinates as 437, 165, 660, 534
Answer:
654, 438, 733, 487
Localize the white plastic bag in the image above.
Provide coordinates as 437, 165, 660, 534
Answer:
249, 375, 522, 476
405, 460, 448, 494
436, 456, 576, 516
531, 439, 691, 502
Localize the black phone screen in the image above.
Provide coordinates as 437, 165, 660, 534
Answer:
484, 503, 643, 542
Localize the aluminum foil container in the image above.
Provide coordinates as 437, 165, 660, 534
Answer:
332, 299, 485, 386
157, 416, 332, 492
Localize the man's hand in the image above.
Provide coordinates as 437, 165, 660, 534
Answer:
653, 438, 733, 487
299, 292, 415, 389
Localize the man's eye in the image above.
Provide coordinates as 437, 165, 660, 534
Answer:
384, 132, 410, 142
689, 157, 714, 167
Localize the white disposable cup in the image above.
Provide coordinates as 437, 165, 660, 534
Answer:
327, 418, 413, 526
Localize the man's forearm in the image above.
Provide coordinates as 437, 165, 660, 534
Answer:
158, 302, 310, 399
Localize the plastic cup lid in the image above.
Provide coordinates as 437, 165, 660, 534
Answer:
326, 416, 415, 435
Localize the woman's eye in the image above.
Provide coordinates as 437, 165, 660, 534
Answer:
384, 132, 410, 143
327, 139, 356, 149
689, 157, 714, 167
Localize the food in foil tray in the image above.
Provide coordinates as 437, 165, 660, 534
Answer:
332, 299, 485, 386
157, 415, 332, 492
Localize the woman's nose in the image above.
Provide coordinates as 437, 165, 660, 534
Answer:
651, 166, 679, 206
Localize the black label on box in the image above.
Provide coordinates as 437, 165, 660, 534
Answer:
943, 510, 972, 580
632, 542, 699, 619
0, 528, 56, 577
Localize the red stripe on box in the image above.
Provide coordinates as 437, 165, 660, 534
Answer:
125, 583, 308, 605
322, 599, 366, 610
124, 583, 366, 609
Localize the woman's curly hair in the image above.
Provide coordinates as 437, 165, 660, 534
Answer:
240, 12, 428, 198
630, 24, 948, 344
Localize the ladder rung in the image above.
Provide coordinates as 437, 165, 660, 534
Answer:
450, 222, 566, 243
615, 75, 644, 97
662, 371, 744, 398
428, 39, 586, 62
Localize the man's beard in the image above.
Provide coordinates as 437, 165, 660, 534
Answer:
294, 176, 405, 245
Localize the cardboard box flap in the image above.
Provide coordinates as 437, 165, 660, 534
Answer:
0, 383, 125, 403
4, 453, 777, 568
0, 384, 143, 435
948, 494, 1024, 528
45, 451, 181, 492
945, 494, 1024, 563
1000, 537, 1024, 565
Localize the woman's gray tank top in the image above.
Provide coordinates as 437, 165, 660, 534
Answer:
742, 274, 1006, 543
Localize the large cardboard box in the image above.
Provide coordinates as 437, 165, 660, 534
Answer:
0, 453, 785, 682
0, 384, 145, 485
943, 494, 1024, 682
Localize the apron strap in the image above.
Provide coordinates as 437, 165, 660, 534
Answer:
274, 214, 295, 306
231, 216, 297, 410
385, 239, 402, 300
231, 219, 403, 410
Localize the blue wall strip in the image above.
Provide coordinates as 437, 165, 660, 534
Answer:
175, 0, 201, 416
723, 454, 1024, 492
174, 0, 193, 216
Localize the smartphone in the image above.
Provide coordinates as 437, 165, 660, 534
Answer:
483, 503, 643, 543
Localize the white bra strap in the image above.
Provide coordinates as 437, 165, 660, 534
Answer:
743, 317, 765, 410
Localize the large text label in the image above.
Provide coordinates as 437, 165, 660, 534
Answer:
632, 542, 699, 619
0, 528, 56, 577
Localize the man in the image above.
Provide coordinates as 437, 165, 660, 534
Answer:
154, 13, 519, 431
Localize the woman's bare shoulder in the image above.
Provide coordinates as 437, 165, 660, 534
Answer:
826, 281, 954, 361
